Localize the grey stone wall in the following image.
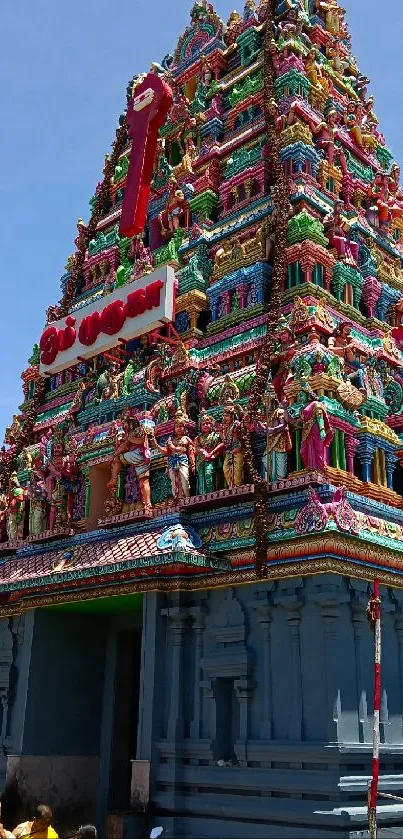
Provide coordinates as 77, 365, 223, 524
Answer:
3, 577, 403, 838
1, 610, 108, 834
136, 576, 403, 838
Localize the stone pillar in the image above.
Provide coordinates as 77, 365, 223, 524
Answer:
234, 679, 256, 766
210, 297, 218, 322
83, 468, 91, 519
357, 443, 375, 483
349, 581, 370, 744
394, 607, 403, 741
274, 583, 304, 741
189, 604, 206, 739
222, 291, 231, 316
253, 595, 274, 739
314, 584, 349, 743
362, 275, 382, 318
238, 284, 248, 309
161, 599, 189, 741
385, 451, 398, 490
345, 437, 360, 476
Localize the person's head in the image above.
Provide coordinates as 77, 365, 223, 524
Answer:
268, 97, 278, 117
174, 419, 186, 435
200, 413, 215, 434
76, 826, 97, 839
223, 403, 236, 427
174, 411, 187, 435
334, 199, 344, 215
32, 805, 53, 832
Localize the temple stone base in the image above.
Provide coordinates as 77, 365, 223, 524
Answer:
2, 575, 403, 838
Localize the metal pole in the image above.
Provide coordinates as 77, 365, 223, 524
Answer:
368, 579, 382, 839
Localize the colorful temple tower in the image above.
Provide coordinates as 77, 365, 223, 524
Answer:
2, 0, 403, 835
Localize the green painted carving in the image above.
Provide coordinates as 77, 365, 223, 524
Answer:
237, 28, 261, 66
294, 356, 313, 379
113, 155, 130, 185
207, 367, 256, 403
376, 145, 394, 170
274, 69, 311, 100
152, 152, 173, 188
225, 141, 264, 179
345, 153, 374, 183
190, 78, 219, 116
28, 344, 40, 366
189, 190, 219, 220
229, 70, 263, 108
197, 323, 266, 361
178, 245, 213, 295
115, 237, 132, 288
287, 211, 328, 247
121, 357, 142, 398
385, 379, 403, 413
88, 224, 121, 257
151, 468, 172, 504
153, 229, 186, 268
332, 262, 363, 306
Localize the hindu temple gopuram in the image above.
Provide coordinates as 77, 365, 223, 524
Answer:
2, 0, 403, 835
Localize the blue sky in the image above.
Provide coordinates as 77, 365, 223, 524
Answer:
0, 0, 401, 436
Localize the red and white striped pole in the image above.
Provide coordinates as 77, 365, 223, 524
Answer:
367, 579, 382, 839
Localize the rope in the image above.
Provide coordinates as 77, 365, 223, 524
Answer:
242, 0, 289, 577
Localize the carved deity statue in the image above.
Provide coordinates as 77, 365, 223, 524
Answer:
153, 411, 195, 501
265, 396, 293, 482
219, 374, 240, 404
219, 401, 244, 488
159, 176, 190, 236
305, 49, 330, 96
28, 470, 48, 536
309, 110, 347, 174
6, 473, 24, 542
285, 388, 334, 471
194, 412, 223, 495
108, 414, 153, 512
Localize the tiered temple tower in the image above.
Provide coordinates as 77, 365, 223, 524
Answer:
1, 0, 403, 836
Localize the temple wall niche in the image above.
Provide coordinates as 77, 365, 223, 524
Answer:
134, 577, 403, 836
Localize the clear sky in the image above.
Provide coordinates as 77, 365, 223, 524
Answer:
0, 0, 401, 437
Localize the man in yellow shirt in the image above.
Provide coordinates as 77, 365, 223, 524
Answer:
12, 805, 58, 839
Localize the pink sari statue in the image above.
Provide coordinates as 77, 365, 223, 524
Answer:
300, 398, 334, 470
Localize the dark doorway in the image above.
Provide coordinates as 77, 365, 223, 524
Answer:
108, 629, 142, 810
213, 678, 239, 764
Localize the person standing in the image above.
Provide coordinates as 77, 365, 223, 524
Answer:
12, 805, 58, 839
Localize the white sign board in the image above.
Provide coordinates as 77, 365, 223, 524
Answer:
39, 265, 175, 375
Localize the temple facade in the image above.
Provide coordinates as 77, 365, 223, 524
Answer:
1, 0, 403, 836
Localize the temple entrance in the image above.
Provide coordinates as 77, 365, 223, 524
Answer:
107, 627, 142, 811
3, 595, 143, 837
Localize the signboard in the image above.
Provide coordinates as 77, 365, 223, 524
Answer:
120, 73, 173, 239
39, 266, 176, 375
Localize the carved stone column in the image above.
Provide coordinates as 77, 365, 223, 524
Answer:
314, 586, 348, 743
234, 679, 256, 766
274, 582, 304, 741
349, 581, 370, 743
253, 593, 274, 740
345, 437, 360, 476
189, 603, 206, 739
395, 610, 403, 741
161, 600, 190, 741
